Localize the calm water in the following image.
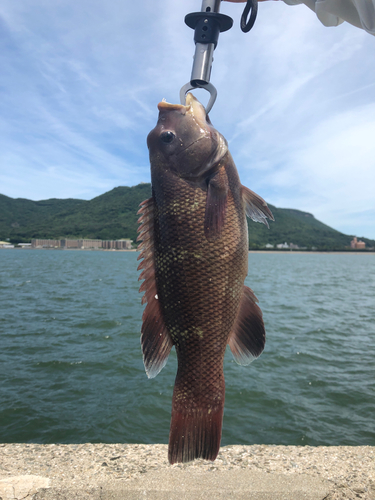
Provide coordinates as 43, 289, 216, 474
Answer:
0, 250, 374, 446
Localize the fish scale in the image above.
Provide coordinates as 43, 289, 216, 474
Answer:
138, 94, 273, 464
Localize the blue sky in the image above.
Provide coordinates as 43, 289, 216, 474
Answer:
0, 0, 374, 239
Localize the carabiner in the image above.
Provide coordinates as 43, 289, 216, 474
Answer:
180, 81, 217, 115
179, 0, 232, 114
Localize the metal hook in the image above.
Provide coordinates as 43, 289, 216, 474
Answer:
180, 0, 258, 113
180, 0, 232, 115
180, 81, 217, 115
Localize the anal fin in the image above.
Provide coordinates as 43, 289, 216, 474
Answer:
228, 286, 266, 365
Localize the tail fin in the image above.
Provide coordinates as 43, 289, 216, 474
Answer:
168, 396, 224, 464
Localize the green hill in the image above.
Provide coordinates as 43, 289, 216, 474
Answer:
0, 184, 373, 250
243, 206, 371, 250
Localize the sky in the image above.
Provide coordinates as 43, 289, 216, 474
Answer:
0, 0, 374, 239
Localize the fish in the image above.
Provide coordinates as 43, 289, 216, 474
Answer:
137, 93, 274, 464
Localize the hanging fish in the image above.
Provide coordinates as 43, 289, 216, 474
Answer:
137, 93, 273, 464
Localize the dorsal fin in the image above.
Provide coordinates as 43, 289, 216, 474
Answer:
241, 185, 274, 228
137, 197, 173, 378
228, 285, 266, 365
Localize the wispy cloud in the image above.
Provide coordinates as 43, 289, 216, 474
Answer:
0, 0, 374, 238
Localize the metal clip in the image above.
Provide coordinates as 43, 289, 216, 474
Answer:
180, 81, 217, 115
180, 0, 233, 114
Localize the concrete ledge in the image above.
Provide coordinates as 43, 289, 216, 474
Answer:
33, 469, 330, 500
0, 444, 374, 500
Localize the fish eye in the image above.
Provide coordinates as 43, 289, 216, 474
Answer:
160, 131, 175, 144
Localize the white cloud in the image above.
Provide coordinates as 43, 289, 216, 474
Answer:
267, 103, 375, 229
0, 0, 374, 238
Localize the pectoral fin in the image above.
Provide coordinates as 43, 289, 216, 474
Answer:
228, 286, 266, 365
137, 197, 173, 378
204, 173, 229, 240
241, 185, 274, 228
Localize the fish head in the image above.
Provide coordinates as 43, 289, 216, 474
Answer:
147, 93, 227, 181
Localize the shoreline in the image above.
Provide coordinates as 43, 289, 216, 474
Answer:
0, 444, 373, 499
248, 250, 375, 254
0, 247, 137, 252
1, 247, 373, 254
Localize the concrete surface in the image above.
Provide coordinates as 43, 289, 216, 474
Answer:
0, 444, 374, 500
1, 470, 330, 500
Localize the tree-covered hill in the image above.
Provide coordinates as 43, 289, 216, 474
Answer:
1, 184, 373, 250
0, 194, 85, 232
0, 184, 150, 243
244, 205, 368, 250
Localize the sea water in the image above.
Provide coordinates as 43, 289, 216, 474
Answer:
0, 249, 374, 446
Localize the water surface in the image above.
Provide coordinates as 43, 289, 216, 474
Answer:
0, 250, 374, 446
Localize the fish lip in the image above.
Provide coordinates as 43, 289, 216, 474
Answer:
157, 101, 189, 113
157, 94, 208, 127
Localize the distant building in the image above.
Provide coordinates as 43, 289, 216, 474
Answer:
350, 237, 366, 249
31, 238, 132, 250
60, 239, 77, 249
60, 239, 102, 249
102, 239, 132, 250
265, 243, 274, 249
31, 239, 61, 248
277, 242, 290, 249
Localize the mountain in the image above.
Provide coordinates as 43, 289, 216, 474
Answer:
1, 184, 373, 250
0, 184, 150, 243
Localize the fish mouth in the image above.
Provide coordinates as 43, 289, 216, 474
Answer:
157, 100, 189, 113
157, 94, 207, 129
